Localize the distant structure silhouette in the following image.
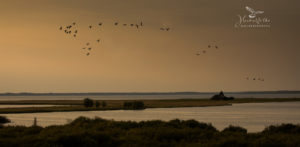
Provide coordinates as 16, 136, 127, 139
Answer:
211, 91, 234, 100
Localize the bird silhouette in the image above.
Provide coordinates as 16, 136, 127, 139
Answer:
73, 34, 76, 37
140, 22, 143, 26
88, 47, 92, 50
208, 45, 211, 48
253, 78, 256, 80
215, 46, 218, 49
86, 53, 90, 56
114, 22, 118, 26
72, 22, 76, 25
196, 52, 201, 56
86, 43, 90, 46
74, 30, 78, 33
59, 26, 62, 30
97, 39, 100, 43
130, 24, 134, 27
98, 23, 102, 26
89, 25, 92, 29
136, 24, 139, 29
82, 47, 86, 50
203, 50, 207, 54
123, 24, 127, 26
166, 28, 170, 31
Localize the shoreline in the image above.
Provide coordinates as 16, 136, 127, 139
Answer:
0, 98, 299, 114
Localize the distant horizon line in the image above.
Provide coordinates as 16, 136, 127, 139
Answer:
1, 90, 300, 96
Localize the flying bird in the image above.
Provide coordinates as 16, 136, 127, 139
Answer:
59, 26, 62, 30
166, 28, 170, 31
208, 45, 211, 48
196, 52, 201, 56
86, 43, 90, 46
88, 47, 92, 50
140, 22, 143, 26
86, 53, 90, 56
89, 25, 92, 29
215, 46, 218, 49
245, 6, 264, 19
123, 24, 127, 26
130, 24, 134, 27
136, 24, 139, 29
114, 22, 118, 26
74, 30, 78, 33
98, 23, 102, 26
97, 39, 100, 42
72, 22, 76, 25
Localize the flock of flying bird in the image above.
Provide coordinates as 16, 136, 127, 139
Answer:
58, 21, 265, 83
195, 44, 219, 56
59, 21, 171, 56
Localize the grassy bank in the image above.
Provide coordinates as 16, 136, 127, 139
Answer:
0, 117, 300, 146
0, 98, 299, 114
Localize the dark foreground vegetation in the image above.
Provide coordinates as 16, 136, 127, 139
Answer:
0, 117, 300, 147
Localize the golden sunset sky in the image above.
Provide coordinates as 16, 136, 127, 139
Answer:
0, 0, 299, 92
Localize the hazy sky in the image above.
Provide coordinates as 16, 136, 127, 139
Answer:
0, 0, 299, 92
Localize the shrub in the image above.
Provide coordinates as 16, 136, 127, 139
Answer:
102, 101, 107, 107
95, 101, 100, 108
0, 116, 10, 124
83, 98, 94, 107
222, 125, 247, 133
123, 101, 145, 110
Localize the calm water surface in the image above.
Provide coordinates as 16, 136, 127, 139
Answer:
3, 102, 300, 132
1, 93, 300, 100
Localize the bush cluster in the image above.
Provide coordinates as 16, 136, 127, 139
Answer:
83, 98, 107, 108
123, 101, 145, 110
0, 117, 299, 147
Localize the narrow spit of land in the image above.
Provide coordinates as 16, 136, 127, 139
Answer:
0, 98, 299, 114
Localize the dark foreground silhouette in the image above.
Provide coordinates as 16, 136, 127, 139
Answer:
0, 117, 299, 147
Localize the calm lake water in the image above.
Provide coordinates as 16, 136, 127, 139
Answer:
3, 102, 300, 132
1, 93, 300, 101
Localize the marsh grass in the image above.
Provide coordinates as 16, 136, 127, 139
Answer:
0, 98, 299, 114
